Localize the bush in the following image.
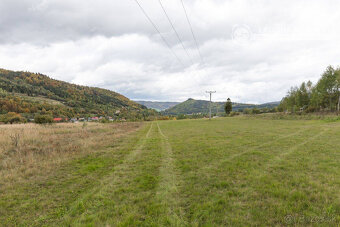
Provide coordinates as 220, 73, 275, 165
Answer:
100, 118, 110, 123
177, 114, 187, 120
0, 112, 26, 124
34, 114, 54, 124
229, 112, 240, 117
251, 108, 261, 114
243, 108, 252, 115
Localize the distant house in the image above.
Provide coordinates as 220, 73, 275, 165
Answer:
70, 118, 78, 123
91, 117, 99, 121
53, 118, 63, 122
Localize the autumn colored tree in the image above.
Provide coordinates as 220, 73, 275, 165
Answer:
0, 112, 26, 124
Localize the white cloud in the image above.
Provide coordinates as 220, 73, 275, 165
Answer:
1, 0, 340, 103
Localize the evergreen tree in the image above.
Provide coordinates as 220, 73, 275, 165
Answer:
225, 98, 232, 114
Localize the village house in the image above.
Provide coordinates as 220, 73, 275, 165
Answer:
70, 118, 78, 123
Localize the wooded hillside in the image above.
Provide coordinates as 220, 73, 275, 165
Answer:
0, 69, 157, 121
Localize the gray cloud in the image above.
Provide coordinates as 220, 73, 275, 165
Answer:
1, 0, 340, 103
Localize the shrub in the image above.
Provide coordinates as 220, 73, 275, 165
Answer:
34, 114, 54, 124
177, 114, 187, 120
0, 112, 26, 124
100, 118, 110, 123
251, 108, 261, 114
229, 112, 240, 117
243, 108, 252, 115
10, 133, 20, 148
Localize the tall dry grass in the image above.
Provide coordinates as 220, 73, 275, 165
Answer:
0, 122, 142, 186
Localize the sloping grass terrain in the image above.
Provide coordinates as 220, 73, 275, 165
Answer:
0, 117, 339, 226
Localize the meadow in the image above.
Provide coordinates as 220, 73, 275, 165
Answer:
0, 117, 339, 226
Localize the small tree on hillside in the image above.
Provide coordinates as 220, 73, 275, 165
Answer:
225, 98, 232, 114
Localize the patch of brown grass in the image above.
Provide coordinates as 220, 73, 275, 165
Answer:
0, 122, 143, 185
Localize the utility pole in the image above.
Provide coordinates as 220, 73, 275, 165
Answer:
206, 91, 216, 120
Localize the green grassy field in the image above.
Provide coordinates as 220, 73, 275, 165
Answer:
1, 117, 339, 226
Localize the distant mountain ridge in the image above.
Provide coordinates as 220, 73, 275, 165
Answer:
0, 69, 157, 120
163, 98, 279, 115
135, 101, 179, 111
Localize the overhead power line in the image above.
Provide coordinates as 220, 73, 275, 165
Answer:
180, 0, 205, 65
158, 0, 194, 65
134, 0, 186, 68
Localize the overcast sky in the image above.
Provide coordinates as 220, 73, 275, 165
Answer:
1, 0, 340, 103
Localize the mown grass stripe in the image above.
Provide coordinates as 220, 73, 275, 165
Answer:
60, 122, 154, 224
155, 122, 186, 226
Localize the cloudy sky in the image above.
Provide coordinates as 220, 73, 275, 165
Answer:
1, 0, 340, 103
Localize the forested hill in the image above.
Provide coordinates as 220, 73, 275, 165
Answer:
0, 69, 156, 120
163, 98, 279, 115
135, 101, 179, 111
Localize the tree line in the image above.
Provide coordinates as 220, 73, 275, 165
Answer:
279, 66, 340, 113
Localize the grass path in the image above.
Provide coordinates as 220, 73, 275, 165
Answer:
226, 125, 313, 161
60, 121, 187, 226
155, 122, 186, 226
60, 122, 155, 225
266, 127, 329, 165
